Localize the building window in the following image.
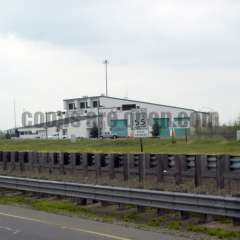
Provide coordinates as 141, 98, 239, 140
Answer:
122, 104, 136, 111
69, 103, 75, 110
80, 102, 86, 109
93, 100, 99, 108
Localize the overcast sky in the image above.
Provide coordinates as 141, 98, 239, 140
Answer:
0, 0, 239, 129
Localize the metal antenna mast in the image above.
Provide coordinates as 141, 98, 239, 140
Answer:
13, 100, 17, 129
103, 59, 109, 96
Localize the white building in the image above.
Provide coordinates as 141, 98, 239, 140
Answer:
17, 95, 214, 139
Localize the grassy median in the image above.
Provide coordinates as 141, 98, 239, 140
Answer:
0, 137, 240, 154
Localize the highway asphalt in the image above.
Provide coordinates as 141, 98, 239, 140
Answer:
0, 205, 188, 240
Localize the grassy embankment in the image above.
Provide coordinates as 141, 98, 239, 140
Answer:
0, 194, 239, 239
0, 138, 240, 154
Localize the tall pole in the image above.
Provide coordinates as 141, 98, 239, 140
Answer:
104, 59, 109, 96
97, 107, 100, 138
45, 112, 48, 139
13, 100, 17, 129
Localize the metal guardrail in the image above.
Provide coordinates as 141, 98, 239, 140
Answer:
1, 152, 240, 190
0, 175, 239, 219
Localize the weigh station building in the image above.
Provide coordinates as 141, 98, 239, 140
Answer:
17, 95, 217, 139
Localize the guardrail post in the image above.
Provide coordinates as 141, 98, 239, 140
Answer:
123, 154, 130, 181
18, 152, 25, 172
233, 194, 240, 226
224, 155, 231, 175
82, 153, 88, 177
157, 208, 165, 216
2, 152, 9, 170
27, 152, 33, 171
44, 152, 49, 173
198, 214, 212, 224
156, 154, 165, 183
118, 203, 126, 210
101, 201, 112, 207
0, 151, 2, 161
181, 211, 190, 220
216, 155, 225, 189
139, 154, 146, 184
70, 153, 76, 174
76, 198, 87, 206
31, 152, 37, 172
145, 154, 151, 170
233, 218, 240, 226
95, 154, 101, 178
59, 153, 65, 175
195, 155, 203, 187
37, 152, 43, 173
175, 155, 185, 185
0, 152, 2, 169
109, 154, 115, 180
137, 206, 145, 213
48, 152, 54, 174
10, 152, 16, 171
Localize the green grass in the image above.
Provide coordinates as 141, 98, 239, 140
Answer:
0, 195, 101, 219
148, 217, 164, 227
168, 221, 182, 230
0, 195, 28, 205
187, 224, 240, 239
0, 138, 240, 154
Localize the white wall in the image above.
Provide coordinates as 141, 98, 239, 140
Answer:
18, 96, 210, 139
62, 96, 210, 138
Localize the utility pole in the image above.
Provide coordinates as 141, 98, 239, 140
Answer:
45, 112, 48, 139
103, 59, 109, 96
97, 107, 100, 138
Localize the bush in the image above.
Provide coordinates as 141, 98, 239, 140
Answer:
89, 122, 99, 138
152, 121, 160, 137
0, 130, 7, 139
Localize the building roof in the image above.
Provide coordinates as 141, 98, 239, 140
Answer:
64, 95, 207, 113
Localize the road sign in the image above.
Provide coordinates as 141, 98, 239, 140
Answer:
132, 109, 149, 137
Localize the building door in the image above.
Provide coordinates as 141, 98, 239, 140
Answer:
153, 118, 170, 137
174, 117, 190, 138
111, 120, 128, 137
175, 128, 190, 138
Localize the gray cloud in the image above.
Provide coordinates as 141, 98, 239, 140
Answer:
1, 0, 240, 65
0, 0, 239, 129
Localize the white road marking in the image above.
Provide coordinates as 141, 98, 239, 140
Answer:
0, 212, 132, 240
0, 225, 21, 234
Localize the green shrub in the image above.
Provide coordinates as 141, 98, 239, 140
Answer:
168, 221, 182, 230
148, 217, 164, 227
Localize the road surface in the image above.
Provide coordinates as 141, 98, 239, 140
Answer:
0, 205, 188, 240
